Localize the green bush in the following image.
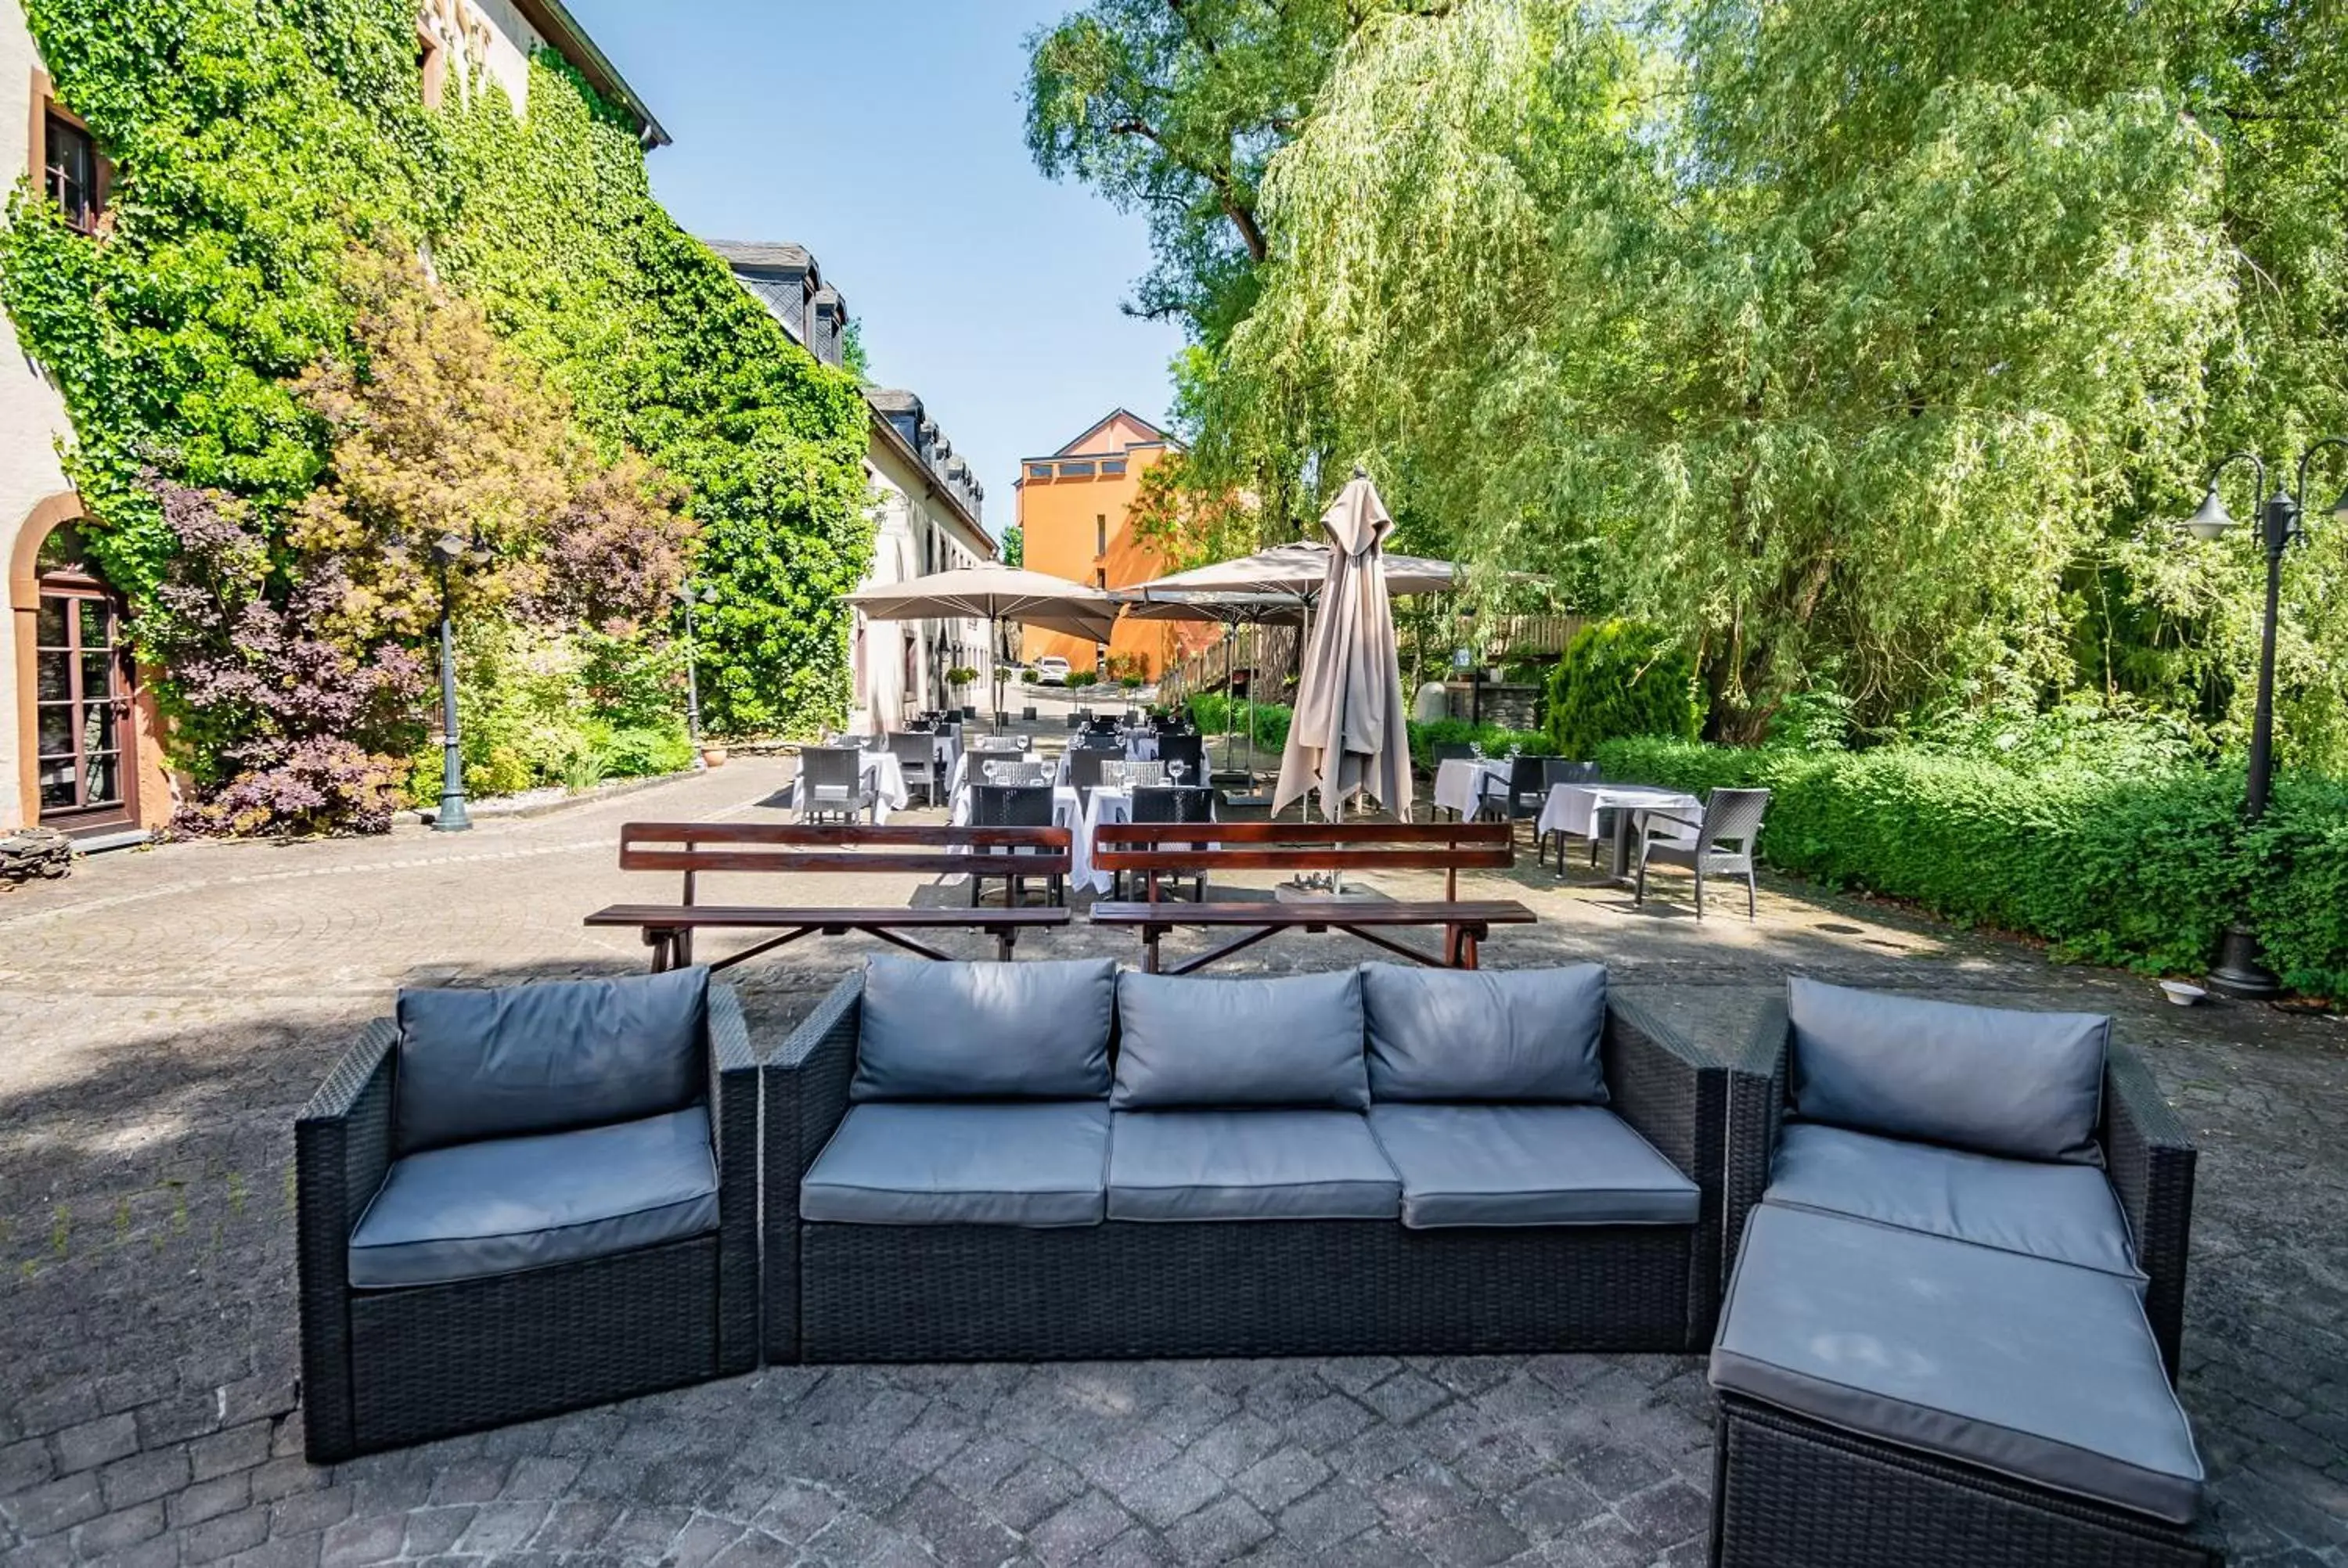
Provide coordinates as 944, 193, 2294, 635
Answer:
1187, 693, 1291, 754
1406, 717, 1550, 766
1590, 736, 2348, 997
604, 725, 696, 778
1546, 621, 1703, 756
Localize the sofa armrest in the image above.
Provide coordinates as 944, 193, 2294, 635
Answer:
706, 984, 760, 1373
2103, 1038, 2196, 1381
1723, 995, 1789, 1281
293, 1018, 397, 1462
761, 971, 861, 1362
1602, 994, 1730, 1348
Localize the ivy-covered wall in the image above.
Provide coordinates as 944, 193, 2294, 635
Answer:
0, 0, 869, 828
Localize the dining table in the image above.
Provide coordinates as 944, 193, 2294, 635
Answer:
1432, 757, 1513, 820
1539, 782, 1704, 880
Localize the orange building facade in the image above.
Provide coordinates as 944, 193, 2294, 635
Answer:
1015, 408, 1183, 678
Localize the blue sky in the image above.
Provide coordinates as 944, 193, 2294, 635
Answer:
564, 0, 1186, 545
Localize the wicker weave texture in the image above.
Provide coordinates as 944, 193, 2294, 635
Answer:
799, 1220, 1700, 1363
349, 1238, 720, 1453
2101, 1041, 2197, 1378
1711, 1397, 2224, 1568
297, 985, 759, 1460
762, 973, 860, 1362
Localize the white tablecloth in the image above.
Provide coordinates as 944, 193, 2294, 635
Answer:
1537, 783, 1702, 840
790, 750, 908, 822
1433, 757, 1511, 818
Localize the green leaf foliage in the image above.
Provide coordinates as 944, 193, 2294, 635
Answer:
1, 0, 871, 822
1161, 0, 2348, 765
1593, 737, 2348, 998
1544, 621, 1702, 757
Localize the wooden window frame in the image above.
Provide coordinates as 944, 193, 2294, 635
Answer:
418, 24, 449, 110
27, 72, 110, 236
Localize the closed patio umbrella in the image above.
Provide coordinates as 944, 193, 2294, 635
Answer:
1273, 471, 1413, 821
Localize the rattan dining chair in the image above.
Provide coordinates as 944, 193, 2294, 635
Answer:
1122, 786, 1216, 901
1635, 787, 1770, 919
967, 783, 1059, 907
886, 732, 939, 809
798, 746, 875, 824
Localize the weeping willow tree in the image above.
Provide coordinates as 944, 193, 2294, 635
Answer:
1190, 0, 2348, 755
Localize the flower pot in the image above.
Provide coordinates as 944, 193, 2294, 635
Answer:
700, 746, 729, 769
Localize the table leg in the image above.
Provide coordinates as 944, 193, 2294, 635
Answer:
1611, 810, 1635, 882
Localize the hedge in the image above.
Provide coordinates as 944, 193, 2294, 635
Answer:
1591, 737, 2348, 997
1186, 696, 1546, 768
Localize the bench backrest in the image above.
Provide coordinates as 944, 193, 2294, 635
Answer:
1093, 819, 1513, 901
618, 821, 1072, 903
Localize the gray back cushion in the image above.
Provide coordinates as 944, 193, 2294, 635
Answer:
1363, 962, 1610, 1103
851, 957, 1115, 1101
395, 967, 708, 1154
1787, 977, 2108, 1163
1114, 970, 1368, 1109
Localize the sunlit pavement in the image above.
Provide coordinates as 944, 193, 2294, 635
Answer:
2, 751, 2341, 1565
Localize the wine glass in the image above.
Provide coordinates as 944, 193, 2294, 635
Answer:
1469, 741, 1485, 760
983, 760, 1000, 784
1170, 761, 1188, 786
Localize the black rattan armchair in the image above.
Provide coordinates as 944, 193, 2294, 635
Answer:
295, 970, 758, 1461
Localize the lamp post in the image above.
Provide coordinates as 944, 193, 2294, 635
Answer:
430, 533, 472, 833
674, 583, 717, 766
2180, 439, 2348, 997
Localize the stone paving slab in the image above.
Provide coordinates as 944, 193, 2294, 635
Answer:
1, 753, 2343, 1565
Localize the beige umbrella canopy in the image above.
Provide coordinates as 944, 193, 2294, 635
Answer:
1129, 540, 1455, 605
1273, 472, 1413, 820
846, 563, 1121, 644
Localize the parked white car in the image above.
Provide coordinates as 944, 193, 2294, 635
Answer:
1032, 656, 1071, 686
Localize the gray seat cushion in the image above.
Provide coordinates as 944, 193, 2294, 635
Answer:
851, 958, 1115, 1101
349, 1107, 717, 1289
1367, 1104, 1699, 1228
801, 1102, 1110, 1227
1362, 963, 1609, 1104
394, 968, 707, 1154
1113, 970, 1368, 1109
1712, 1204, 2202, 1526
1767, 1123, 2141, 1279
1787, 977, 2108, 1163
1108, 1110, 1399, 1221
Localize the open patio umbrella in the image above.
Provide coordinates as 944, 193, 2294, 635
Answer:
848, 564, 1120, 724
1119, 591, 1303, 782
1127, 540, 1454, 784
1273, 471, 1413, 821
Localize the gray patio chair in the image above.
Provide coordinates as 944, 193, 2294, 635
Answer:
1120, 785, 1215, 901
1068, 746, 1116, 809
799, 746, 875, 825
1635, 786, 1769, 918
1155, 732, 1205, 785
887, 732, 939, 809
1472, 755, 1556, 828
968, 783, 1059, 907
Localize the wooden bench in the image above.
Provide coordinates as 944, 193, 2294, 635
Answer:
1089, 820, 1535, 973
586, 822, 1073, 969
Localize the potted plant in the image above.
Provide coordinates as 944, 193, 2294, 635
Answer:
945, 666, 980, 719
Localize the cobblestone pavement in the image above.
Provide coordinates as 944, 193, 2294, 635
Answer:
1, 753, 2343, 1566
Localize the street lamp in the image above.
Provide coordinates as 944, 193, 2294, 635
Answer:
430, 533, 473, 833
2178, 439, 2348, 997
673, 583, 718, 766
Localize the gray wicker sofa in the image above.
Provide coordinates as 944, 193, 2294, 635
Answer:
1709, 979, 2220, 1567
765, 956, 1731, 1365
296, 968, 758, 1462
